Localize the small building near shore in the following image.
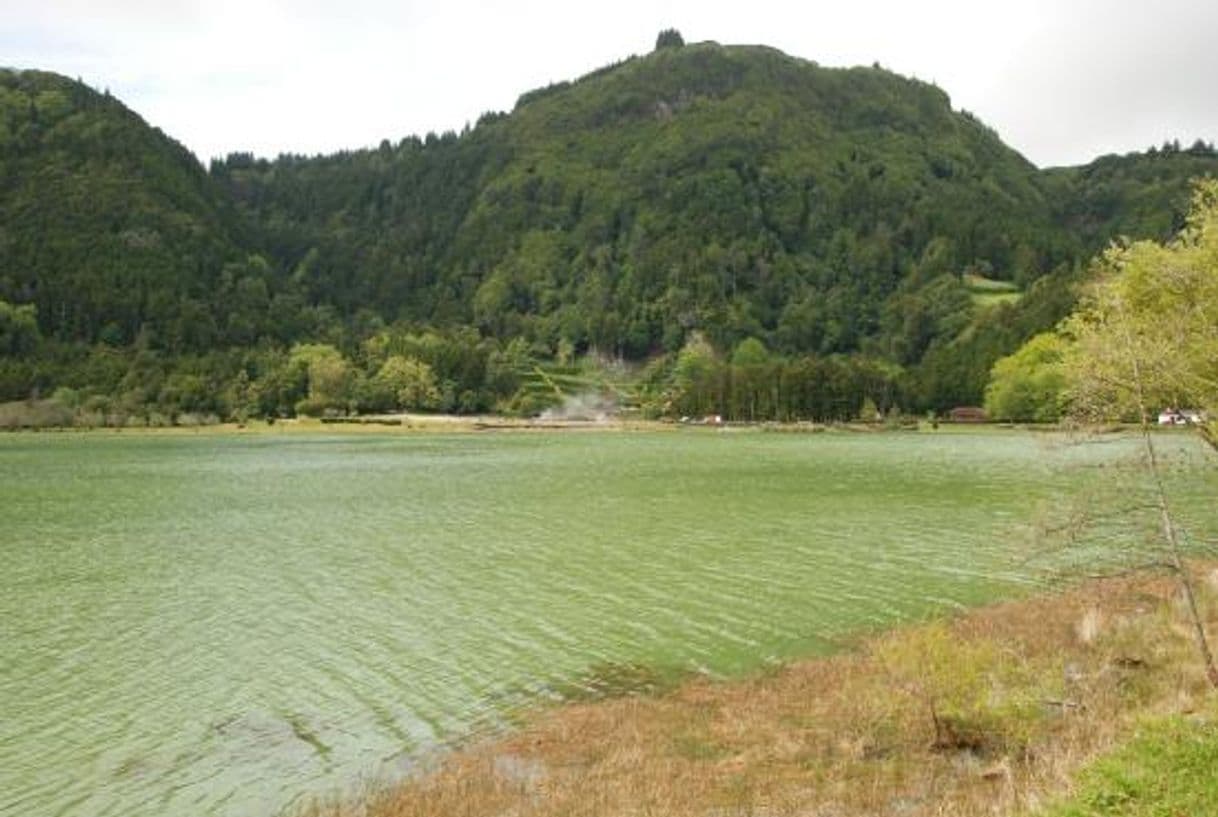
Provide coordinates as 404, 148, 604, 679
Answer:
948, 406, 988, 423
1158, 408, 1204, 426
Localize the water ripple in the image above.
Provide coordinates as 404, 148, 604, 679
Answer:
2, 431, 1213, 817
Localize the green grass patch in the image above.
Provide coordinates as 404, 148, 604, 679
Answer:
1047, 708, 1218, 817
964, 272, 1022, 307
511, 357, 646, 411
972, 290, 1023, 307
963, 272, 1021, 292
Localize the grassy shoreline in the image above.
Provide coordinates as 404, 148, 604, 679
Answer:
0, 412, 1178, 437
0, 412, 673, 435
303, 565, 1218, 817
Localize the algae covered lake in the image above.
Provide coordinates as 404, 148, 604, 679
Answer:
2, 429, 1214, 817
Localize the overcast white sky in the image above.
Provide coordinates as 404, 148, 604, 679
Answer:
4, 0, 1216, 168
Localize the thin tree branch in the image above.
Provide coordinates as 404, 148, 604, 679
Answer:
1118, 298, 1218, 688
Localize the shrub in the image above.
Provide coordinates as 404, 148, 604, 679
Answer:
0, 399, 75, 429
875, 622, 1047, 754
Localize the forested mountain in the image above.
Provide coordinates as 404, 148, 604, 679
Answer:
0, 69, 249, 348
2, 38, 1216, 422
1045, 143, 1218, 248
215, 42, 1071, 360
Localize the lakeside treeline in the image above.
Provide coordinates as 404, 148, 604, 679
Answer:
0, 328, 907, 428
4, 36, 1218, 426
0, 327, 522, 428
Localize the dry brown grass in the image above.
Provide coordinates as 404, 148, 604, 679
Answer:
303, 566, 1218, 817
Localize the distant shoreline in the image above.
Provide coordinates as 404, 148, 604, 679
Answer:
0, 415, 1165, 437
0, 414, 672, 435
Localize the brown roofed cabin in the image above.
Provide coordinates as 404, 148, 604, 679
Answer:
949, 406, 988, 423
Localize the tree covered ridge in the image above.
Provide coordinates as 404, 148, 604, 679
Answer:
0, 69, 249, 346
218, 42, 1070, 362
1, 41, 1216, 422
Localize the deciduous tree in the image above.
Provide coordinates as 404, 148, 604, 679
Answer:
1060, 180, 1218, 688
983, 332, 1066, 422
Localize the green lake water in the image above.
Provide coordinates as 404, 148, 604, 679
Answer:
1, 429, 1214, 817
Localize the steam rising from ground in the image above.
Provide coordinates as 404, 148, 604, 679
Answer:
539, 392, 618, 422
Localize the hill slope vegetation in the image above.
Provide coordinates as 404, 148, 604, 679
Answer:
2, 39, 1216, 418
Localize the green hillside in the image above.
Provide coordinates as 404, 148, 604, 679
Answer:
0, 69, 253, 348
2, 37, 1216, 420
1045, 143, 1218, 247
214, 41, 1071, 361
